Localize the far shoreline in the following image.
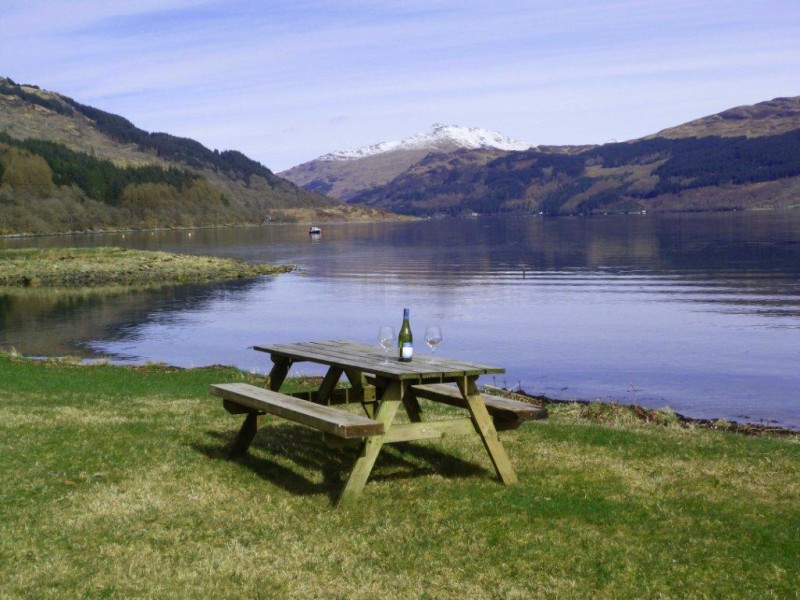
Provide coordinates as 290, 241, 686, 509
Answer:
3, 206, 798, 240
0, 211, 416, 240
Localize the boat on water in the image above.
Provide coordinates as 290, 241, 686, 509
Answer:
308, 226, 321, 235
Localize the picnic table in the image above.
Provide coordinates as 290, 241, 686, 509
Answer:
210, 340, 545, 507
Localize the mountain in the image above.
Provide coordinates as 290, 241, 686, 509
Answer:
0, 77, 389, 235
280, 124, 535, 201
297, 96, 800, 217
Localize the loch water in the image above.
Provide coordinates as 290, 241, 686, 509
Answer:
2, 211, 799, 428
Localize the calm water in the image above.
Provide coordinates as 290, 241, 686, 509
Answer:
2, 212, 799, 428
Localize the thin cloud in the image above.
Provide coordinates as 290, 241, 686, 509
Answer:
1, 0, 799, 170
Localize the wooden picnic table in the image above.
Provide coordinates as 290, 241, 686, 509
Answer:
211, 340, 544, 507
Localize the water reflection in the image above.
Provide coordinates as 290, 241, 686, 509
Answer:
0, 278, 265, 358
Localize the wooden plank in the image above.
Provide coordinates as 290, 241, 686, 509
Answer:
210, 383, 384, 439
383, 418, 475, 443
323, 341, 474, 374
261, 341, 378, 366
321, 433, 362, 448
337, 339, 505, 374
299, 341, 424, 376
457, 377, 518, 485
254, 341, 504, 379
223, 398, 254, 414
410, 383, 547, 427
288, 387, 374, 405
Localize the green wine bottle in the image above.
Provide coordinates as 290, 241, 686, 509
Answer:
398, 308, 413, 362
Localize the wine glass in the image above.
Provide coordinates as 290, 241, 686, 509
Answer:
424, 325, 443, 363
377, 326, 396, 363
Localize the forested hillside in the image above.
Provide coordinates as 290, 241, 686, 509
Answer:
0, 77, 370, 235
348, 114, 800, 216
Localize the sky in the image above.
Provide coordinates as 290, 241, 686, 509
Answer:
2, 0, 800, 172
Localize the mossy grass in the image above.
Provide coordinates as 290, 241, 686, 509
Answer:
0, 247, 292, 287
1, 353, 798, 598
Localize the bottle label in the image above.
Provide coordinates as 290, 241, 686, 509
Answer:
401, 342, 413, 360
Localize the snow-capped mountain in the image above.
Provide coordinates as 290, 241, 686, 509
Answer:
320, 124, 532, 161
280, 123, 532, 202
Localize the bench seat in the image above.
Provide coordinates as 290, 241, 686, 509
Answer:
410, 383, 547, 430
210, 382, 384, 439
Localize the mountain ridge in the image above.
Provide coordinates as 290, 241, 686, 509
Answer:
652, 96, 800, 139
281, 95, 800, 217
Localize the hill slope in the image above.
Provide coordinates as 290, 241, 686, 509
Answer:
0, 77, 387, 234
653, 96, 800, 139
338, 96, 800, 216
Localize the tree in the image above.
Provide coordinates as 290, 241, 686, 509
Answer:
0, 145, 54, 197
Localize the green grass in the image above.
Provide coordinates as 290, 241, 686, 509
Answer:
0, 354, 798, 599
0, 247, 292, 287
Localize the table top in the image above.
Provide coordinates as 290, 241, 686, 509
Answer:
254, 340, 504, 381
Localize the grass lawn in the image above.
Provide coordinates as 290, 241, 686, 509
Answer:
0, 354, 798, 599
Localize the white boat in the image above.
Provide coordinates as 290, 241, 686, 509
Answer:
308, 226, 321, 235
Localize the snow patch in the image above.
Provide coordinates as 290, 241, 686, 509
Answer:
320, 123, 532, 161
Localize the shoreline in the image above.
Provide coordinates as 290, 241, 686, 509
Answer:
11, 353, 795, 436
0, 221, 305, 240
0, 215, 415, 240
488, 385, 800, 437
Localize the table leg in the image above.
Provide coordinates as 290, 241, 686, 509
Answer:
229, 412, 259, 458
402, 388, 423, 423
337, 380, 403, 508
458, 377, 518, 485
345, 369, 376, 418
267, 356, 292, 391
228, 355, 292, 458
317, 366, 343, 405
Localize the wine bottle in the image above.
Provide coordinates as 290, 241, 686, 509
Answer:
397, 308, 413, 362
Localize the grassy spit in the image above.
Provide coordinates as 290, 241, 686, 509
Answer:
0, 354, 798, 599
0, 247, 292, 287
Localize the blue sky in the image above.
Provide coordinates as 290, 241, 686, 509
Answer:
2, 0, 799, 171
